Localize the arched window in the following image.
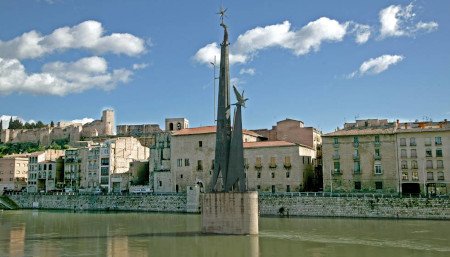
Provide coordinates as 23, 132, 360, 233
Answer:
177, 122, 182, 130
169, 123, 174, 131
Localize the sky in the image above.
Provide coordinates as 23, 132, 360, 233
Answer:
0, 0, 449, 133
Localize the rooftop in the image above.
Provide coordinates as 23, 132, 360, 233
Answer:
244, 141, 296, 149
172, 126, 262, 137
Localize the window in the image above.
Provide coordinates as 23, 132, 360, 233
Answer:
375, 182, 383, 190
271, 172, 275, 178
400, 138, 406, 146
353, 161, 360, 173
426, 160, 433, 169
180, 174, 183, 178
410, 149, 417, 158
353, 149, 359, 159
255, 157, 262, 169
284, 156, 291, 169
426, 149, 432, 157
374, 148, 381, 159
286, 172, 290, 178
412, 171, 419, 181
435, 136, 442, 145
100, 177, 109, 185
427, 172, 434, 181
286, 185, 291, 192
271, 185, 276, 193
159, 181, 162, 187
374, 163, 382, 174
257, 172, 261, 178
177, 122, 182, 130
401, 160, 408, 169
354, 181, 361, 190
198, 141, 203, 147
425, 138, 431, 146
333, 137, 339, 144
333, 149, 340, 159
411, 160, 418, 169
353, 136, 359, 146
410, 137, 416, 146
212, 159, 216, 170
334, 162, 340, 173
184, 158, 190, 166
101, 158, 109, 166
177, 159, 182, 167
401, 149, 407, 158
197, 160, 203, 171
437, 172, 444, 181
169, 123, 174, 131
101, 167, 109, 176
269, 157, 277, 168
257, 185, 261, 190
436, 149, 443, 157
402, 172, 408, 181
437, 160, 443, 168
375, 135, 380, 143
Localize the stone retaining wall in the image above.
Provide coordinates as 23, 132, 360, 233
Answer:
259, 194, 450, 219
6, 193, 450, 220
8, 194, 186, 212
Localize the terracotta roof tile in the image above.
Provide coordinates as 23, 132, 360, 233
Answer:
172, 126, 262, 137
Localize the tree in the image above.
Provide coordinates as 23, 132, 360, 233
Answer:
36, 121, 45, 128
50, 121, 55, 127
8, 117, 13, 129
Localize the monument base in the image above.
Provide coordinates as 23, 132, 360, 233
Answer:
201, 191, 258, 235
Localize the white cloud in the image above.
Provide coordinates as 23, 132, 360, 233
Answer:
351, 24, 371, 44
132, 63, 149, 70
230, 77, 240, 86
0, 20, 146, 60
70, 118, 95, 125
239, 68, 255, 76
194, 17, 348, 65
379, 3, 438, 38
0, 56, 132, 96
348, 54, 404, 78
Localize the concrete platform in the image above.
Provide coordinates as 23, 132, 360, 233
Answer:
201, 191, 258, 235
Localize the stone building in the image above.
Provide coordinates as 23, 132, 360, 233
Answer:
396, 120, 450, 196
322, 118, 450, 195
64, 137, 149, 193
151, 126, 317, 193
116, 123, 162, 147
27, 150, 65, 193
322, 119, 398, 193
0, 109, 115, 146
0, 154, 29, 192
165, 118, 189, 132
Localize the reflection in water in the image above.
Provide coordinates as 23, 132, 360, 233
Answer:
9, 223, 25, 257
0, 210, 449, 257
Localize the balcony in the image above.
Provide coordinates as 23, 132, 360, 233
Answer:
374, 141, 381, 147
352, 154, 360, 160
269, 163, 277, 170
283, 163, 292, 170
410, 154, 417, 159
410, 142, 417, 146
332, 154, 340, 160
374, 154, 382, 160
400, 155, 407, 159
352, 168, 361, 175
333, 143, 340, 148
353, 142, 359, 148
254, 164, 262, 171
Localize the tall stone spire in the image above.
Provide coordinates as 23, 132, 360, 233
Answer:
210, 8, 232, 192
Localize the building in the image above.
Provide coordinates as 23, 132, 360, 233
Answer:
0, 154, 29, 192
0, 109, 115, 146
27, 150, 65, 193
116, 123, 162, 147
151, 126, 317, 193
165, 118, 189, 132
322, 118, 450, 196
64, 137, 149, 193
396, 120, 449, 196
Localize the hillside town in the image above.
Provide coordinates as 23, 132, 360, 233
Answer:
1, 109, 448, 197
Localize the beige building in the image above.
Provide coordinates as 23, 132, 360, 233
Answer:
396, 120, 450, 196
152, 126, 317, 193
322, 119, 450, 196
0, 154, 29, 192
322, 119, 398, 193
65, 137, 149, 193
27, 150, 65, 193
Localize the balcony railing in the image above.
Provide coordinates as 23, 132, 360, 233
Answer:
374, 141, 381, 147
410, 142, 416, 146
332, 154, 340, 160
353, 154, 360, 160
332, 169, 342, 175
353, 142, 359, 148
400, 155, 407, 159
410, 154, 417, 158
374, 154, 382, 160
352, 169, 361, 175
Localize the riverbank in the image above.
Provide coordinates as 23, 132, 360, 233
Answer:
4, 193, 450, 220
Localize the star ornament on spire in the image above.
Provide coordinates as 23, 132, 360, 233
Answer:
233, 85, 248, 108
217, 7, 228, 26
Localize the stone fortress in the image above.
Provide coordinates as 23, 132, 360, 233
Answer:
0, 109, 115, 146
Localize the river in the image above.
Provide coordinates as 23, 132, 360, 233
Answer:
1, 210, 449, 257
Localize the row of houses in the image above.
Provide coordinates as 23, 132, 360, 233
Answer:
1, 116, 449, 196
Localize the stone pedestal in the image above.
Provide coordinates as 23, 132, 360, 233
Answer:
201, 191, 258, 235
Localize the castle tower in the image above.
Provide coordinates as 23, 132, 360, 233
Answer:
102, 109, 115, 135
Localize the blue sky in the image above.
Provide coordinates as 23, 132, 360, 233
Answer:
0, 0, 449, 133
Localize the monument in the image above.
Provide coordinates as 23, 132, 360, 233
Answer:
201, 8, 259, 235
